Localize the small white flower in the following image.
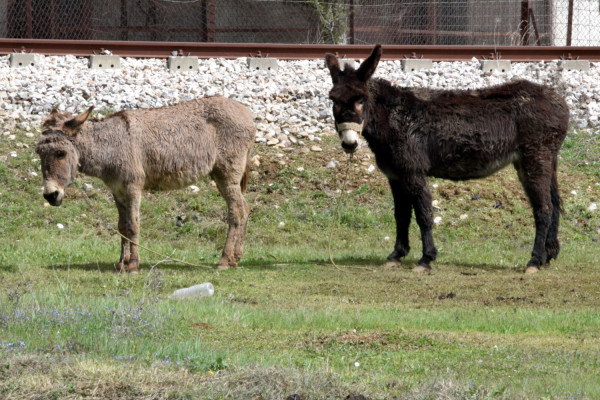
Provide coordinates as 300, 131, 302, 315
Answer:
571, 190, 577, 195
460, 214, 468, 220
57, 223, 64, 230
10, 151, 17, 158
367, 164, 375, 173
278, 221, 285, 227
588, 203, 597, 211
434, 216, 442, 225
29, 171, 38, 177
354, 362, 360, 367
384, 236, 390, 241
432, 183, 439, 188
297, 167, 304, 172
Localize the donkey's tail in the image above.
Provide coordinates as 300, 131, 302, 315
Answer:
551, 158, 564, 215
240, 159, 250, 193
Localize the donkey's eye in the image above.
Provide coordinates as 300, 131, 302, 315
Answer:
56, 151, 66, 160
355, 99, 365, 111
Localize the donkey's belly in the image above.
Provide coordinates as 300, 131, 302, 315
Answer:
143, 146, 216, 190
144, 171, 208, 191
430, 151, 519, 181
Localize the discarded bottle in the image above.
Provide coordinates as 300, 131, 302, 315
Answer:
169, 282, 214, 299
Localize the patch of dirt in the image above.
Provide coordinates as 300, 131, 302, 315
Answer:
338, 330, 388, 345
437, 292, 456, 300
285, 393, 367, 400
191, 321, 213, 330
495, 296, 533, 303
307, 330, 389, 347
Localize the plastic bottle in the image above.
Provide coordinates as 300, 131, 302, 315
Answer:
169, 282, 214, 299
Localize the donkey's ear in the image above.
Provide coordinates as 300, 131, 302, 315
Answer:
325, 53, 341, 84
356, 44, 382, 82
64, 106, 94, 132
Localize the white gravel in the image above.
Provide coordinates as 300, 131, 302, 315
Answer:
1, 55, 599, 147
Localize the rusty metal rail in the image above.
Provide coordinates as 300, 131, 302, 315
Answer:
1, 39, 600, 61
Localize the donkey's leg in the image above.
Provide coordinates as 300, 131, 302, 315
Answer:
114, 196, 130, 272
408, 176, 437, 270
514, 159, 553, 272
114, 189, 142, 274
212, 171, 250, 270
386, 179, 412, 266
126, 190, 142, 273
545, 159, 562, 263
232, 149, 252, 261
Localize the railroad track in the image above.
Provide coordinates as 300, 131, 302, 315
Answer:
1, 38, 600, 61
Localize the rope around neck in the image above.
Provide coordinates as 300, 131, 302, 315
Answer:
327, 155, 375, 272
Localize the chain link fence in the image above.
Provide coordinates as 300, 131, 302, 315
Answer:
1, 0, 599, 46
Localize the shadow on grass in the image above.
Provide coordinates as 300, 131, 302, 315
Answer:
26, 255, 523, 275
440, 261, 524, 273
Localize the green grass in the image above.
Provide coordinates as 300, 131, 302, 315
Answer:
1, 126, 599, 399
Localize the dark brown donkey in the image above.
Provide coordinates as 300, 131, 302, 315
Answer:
325, 44, 569, 273
36, 96, 255, 272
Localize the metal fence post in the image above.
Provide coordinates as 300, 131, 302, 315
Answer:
566, 0, 573, 46
208, 0, 215, 42
26, 0, 32, 38
349, 0, 355, 45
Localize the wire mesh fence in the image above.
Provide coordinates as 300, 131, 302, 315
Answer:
1, 0, 599, 46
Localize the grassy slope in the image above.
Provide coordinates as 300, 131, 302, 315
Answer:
0, 125, 599, 399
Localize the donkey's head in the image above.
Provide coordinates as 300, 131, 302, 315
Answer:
325, 44, 381, 153
35, 107, 93, 206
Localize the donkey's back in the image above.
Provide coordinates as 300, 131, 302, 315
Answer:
388, 79, 569, 181
102, 96, 255, 191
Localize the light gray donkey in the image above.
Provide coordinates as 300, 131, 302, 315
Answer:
36, 96, 255, 272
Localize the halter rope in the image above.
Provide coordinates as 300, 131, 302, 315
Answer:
335, 121, 364, 134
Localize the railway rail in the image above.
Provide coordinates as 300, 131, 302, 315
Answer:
1, 39, 600, 62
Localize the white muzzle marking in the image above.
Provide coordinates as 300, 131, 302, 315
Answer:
43, 180, 60, 193
43, 180, 65, 205
341, 129, 359, 147
336, 121, 363, 153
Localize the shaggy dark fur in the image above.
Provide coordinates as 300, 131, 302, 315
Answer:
326, 44, 569, 273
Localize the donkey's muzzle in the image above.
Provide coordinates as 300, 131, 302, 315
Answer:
43, 190, 63, 206
341, 139, 359, 153
336, 121, 363, 154
340, 129, 360, 153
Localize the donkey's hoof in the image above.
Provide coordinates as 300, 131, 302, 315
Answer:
217, 262, 237, 270
125, 259, 139, 274
524, 266, 540, 274
413, 265, 431, 274
384, 259, 402, 268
